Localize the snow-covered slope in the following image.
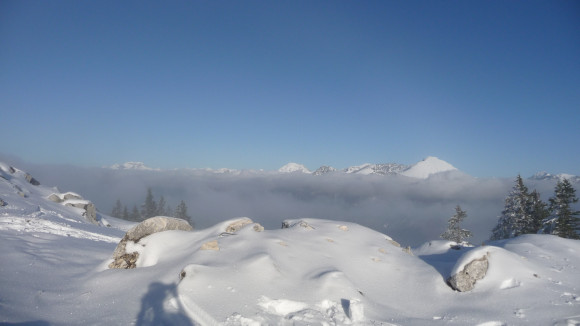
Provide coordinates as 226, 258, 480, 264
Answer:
401, 156, 458, 179
278, 162, 312, 174
1, 162, 580, 325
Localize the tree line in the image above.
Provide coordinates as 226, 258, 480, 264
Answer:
439, 176, 579, 245
110, 188, 193, 226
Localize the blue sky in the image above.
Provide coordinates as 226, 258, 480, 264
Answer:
1, 0, 579, 177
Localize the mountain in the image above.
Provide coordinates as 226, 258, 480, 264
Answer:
529, 171, 580, 183
312, 165, 338, 175
400, 156, 458, 179
109, 161, 157, 170
343, 163, 409, 176
278, 163, 312, 174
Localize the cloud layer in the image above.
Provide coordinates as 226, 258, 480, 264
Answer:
5, 159, 565, 247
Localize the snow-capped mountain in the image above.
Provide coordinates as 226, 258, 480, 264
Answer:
109, 162, 158, 170
278, 163, 312, 174
343, 163, 409, 176
400, 156, 458, 179
313, 165, 338, 175
529, 171, 580, 183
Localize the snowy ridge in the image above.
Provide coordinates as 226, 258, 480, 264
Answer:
278, 162, 312, 174
109, 162, 158, 170
529, 171, 580, 183
400, 156, 458, 179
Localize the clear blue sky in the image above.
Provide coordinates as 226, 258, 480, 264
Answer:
1, 0, 579, 177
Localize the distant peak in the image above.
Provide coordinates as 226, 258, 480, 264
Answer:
109, 162, 157, 171
278, 163, 311, 174
401, 157, 457, 179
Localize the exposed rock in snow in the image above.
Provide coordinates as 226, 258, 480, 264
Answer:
109, 216, 193, 269
313, 165, 338, 175
447, 252, 489, 291
225, 217, 254, 233
278, 163, 311, 174
201, 240, 219, 251
401, 156, 458, 179
48, 192, 98, 224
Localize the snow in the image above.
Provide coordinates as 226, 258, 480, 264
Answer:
109, 161, 158, 170
278, 162, 312, 174
401, 156, 458, 179
2, 162, 580, 325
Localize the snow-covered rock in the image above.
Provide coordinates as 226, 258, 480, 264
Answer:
447, 252, 489, 292
109, 216, 193, 269
401, 156, 458, 179
278, 162, 311, 174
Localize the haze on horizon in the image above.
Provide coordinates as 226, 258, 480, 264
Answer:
1, 1, 579, 178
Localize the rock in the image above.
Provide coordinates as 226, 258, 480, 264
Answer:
338, 225, 349, 231
25, 173, 40, 186
64, 201, 98, 225
109, 217, 193, 269
402, 246, 414, 256
225, 218, 254, 233
253, 224, 264, 232
447, 254, 489, 292
47, 194, 63, 203
388, 239, 401, 247
201, 240, 219, 251
0, 198, 6, 206
282, 220, 315, 230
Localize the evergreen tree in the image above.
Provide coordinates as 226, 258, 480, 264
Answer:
174, 200, 192, 226
130, 205, 141, 222
122, 205, 129, 220
546, 179, 580, 239
141, 188, 158, 219
157, 196, 167, 216
490, 175, 532, 240
111, 199, 123, 218
440, 205, 472, 244
526, 190, 549, 234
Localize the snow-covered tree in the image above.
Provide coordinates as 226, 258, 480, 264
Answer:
490, 175, 532, 240
141, 188, 158, 220
440, 205, 472, 244
545, 179, 579, 239
111, 199, 123, 218
174, 200, 192, 226
526, 190, 549, 234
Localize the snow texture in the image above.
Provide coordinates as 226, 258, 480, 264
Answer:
1, 162, 580, 325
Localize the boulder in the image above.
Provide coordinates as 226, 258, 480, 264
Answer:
0, 198, 6, 206
201, 240, 219, 251
109, 217, 193, 269
282, 220, 315, 230
25, 173, 40, 186
64, 201, 98, 225
447, 254, 489, 292
225, 218, 254, 233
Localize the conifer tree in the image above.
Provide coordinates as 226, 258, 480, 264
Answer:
141, 188, 158, 219
122, 205, 129, 220
174, 200, 192, 226
440, 205, 472, 244
546, 179, 580, 239
157, 196, 167, 216
111, 199, 123, 218
490, 175, 532, 240
130, 205, 141, 222
526, 190, 549, 234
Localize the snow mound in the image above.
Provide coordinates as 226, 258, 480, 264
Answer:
278, 162, 311, 174
401, 156, 458, 179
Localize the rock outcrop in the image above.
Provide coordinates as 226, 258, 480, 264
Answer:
447, 253, 489, 292
109, 216, 193, 269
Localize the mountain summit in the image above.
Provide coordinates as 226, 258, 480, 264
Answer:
400, 156, 458, 179
278, 163, 312, 174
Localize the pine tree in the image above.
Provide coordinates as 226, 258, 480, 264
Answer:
546, 179, 580, 239
174, 200, 192, 226
122, 205, 129, 220
440, 205, 472, 244
526, 190, 549, 234
141, 188, 158, 219
490, 175, 532, 240
111, 199, 123, 218
130, 205, 141, 222
157, 196, 167, 216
